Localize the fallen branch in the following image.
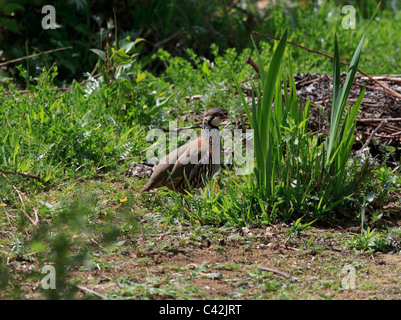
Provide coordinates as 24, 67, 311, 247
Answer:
390, 130, 401, 136
356, 121, 385, 157
371, 133, 401, 139
360, 75, 401, 83
258, 266, 298, 283
76, 285, 107, 300
0, 46, 73, 67
246, 55, 260, 77
231, 84, 258, 96
295, 77, 321, 88
357, 118, 401, 122
154, 30, 183, 48
351, 80, 399, 97
0, 169, 41, 180
172, 125, 201, 131
363, 122, 401, 135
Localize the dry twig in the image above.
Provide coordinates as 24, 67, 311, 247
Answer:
1, 173, 39, 225
76, 285, 107, 300
357, 118, 401, 123
0, 168, 41, 180
258, 266, 298, 283
246, 55, 260, 77
355, 121, 385, 157
0, 46, 73, 67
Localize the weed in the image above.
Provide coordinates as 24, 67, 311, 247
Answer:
288, 218, 316, 237
347, 226, 384, 252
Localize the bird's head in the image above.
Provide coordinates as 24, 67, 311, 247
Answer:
203, 108, 228, 128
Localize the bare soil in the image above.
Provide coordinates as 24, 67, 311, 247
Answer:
70, 217, 401, 300
296, 72, 401, 151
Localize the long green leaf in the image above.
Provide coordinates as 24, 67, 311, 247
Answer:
260, 29, 288, 161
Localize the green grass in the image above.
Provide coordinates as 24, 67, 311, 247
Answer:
256, 0, 401, 75
231, 14, 379, 224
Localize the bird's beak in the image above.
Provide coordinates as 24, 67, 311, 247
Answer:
220, 114, 228, 119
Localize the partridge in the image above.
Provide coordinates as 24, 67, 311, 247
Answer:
141, 108, 228, 194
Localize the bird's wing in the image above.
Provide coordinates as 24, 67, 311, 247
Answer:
141, 142, 191, 192
168, 139, 210, 191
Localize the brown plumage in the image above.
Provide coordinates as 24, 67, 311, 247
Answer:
141, 108, 228, 194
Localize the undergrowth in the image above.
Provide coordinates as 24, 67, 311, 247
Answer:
0, 1, 400, 300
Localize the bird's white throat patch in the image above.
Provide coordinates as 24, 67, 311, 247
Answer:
210, 117, 224, 127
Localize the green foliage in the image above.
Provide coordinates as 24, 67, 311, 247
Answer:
347, 224, 401, 253
222, 175, 269, 227
0, 65, 147, 188
161, 4, 399, 227
258, 0, 401, 75
0, 261, 10, 289
2, 189, 142, 299
324, 2, 381, 200
165, 178, 227, 226
1, 0, 401, 299
287, 218, 316, 237
0, 0, 265, 83
229, 6, 386, 224
154, 45, 253, 116
325, 34, 365, 199
348, 226, 384, 252
89, 34, 173, 126
2, 0, 398, 85
236, 30, 327, 222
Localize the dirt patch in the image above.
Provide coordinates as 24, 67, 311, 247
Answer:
295, 72, 401, 151
62, 218, 401, 300
3, 210, 401, 300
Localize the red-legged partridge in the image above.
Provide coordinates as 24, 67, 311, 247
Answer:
141, 108, 228, 194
